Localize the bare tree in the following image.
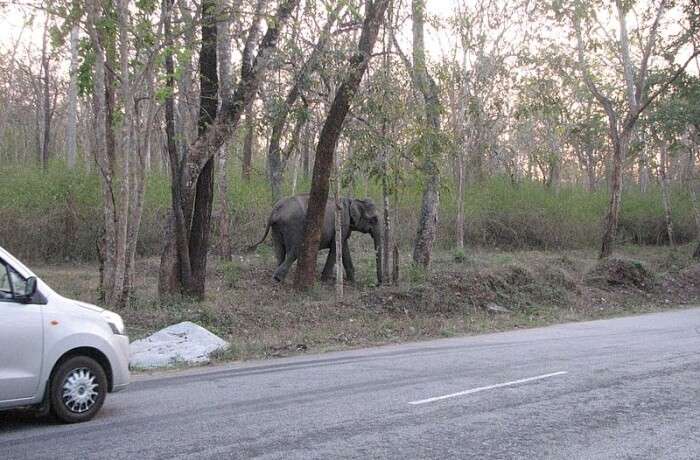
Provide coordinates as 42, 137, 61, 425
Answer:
241, 0, 266, 182
573, 0, 699, 258
334, 149, 343, 299
216, 0, 234, 260
66, 25, 79, 169
85, 0, 148, 306
266, 3, 343, 202
657, 139, 675, 248
40, 11, 51, 171
295, 0, 389, 290
159, 0, 300, 299
242, 105, 256, 180
410, 0, 441, 268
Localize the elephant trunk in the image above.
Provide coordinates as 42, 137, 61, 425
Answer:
372, 227, 383, 285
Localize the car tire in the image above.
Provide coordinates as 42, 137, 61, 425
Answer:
50, 356, 108, 424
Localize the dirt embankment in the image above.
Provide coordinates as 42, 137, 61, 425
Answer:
34, 246, 700, 362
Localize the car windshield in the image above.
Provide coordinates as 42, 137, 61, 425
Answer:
0, 247, 35, 279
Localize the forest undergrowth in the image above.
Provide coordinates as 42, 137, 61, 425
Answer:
31, 244, 700, 367
1, 164, 697, 263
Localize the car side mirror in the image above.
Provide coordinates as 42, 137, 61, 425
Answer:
18, 277, 37, 304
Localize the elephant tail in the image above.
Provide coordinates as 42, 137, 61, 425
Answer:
247, 220, 272, 252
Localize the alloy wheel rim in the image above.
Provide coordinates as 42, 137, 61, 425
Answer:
62, 367, 99, 413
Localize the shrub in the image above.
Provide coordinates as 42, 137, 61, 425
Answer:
1, 162, 696, 263
453, 247, 467, 263
218, 260, 243, 288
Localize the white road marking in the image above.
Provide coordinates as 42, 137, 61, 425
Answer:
408, 371, 568, 405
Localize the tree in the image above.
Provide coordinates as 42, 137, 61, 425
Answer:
241, 0, 266, 182
159, 0, 300, 299
410, 0, 442, 268
215, 0, 234, 261
40, 11, 52, 171
85, 0, 151, 306
66, 25, 79, 169
646, 73, 700, 255
570, 0, 700, 258
266, 2, 343, 203
294, 0, 390, 290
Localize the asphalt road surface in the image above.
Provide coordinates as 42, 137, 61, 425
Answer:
2, 308, 699, 459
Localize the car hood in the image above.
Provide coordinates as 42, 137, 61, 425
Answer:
73, 300, 105, 313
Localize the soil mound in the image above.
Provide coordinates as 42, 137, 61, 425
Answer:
585, 258, 656, 291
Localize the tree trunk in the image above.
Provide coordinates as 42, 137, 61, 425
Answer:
40, 13, 51, 171
334, 153, 343, 300
599, 128, 629, 259
294, 0, 390, 290
160, 0, 192, 296
291, 149, 300, 195
456, 152, 466, 250
216, 0, 234, 261
411, 0, 441, 268
686, 144, 700, 259
186, 0, 219, 296
66, 25, 79, 169
380, 118, 392, 282
639, 145, 650, 193
586, 151, 597, 193
242, 104, 255, 181
658, 140, 675, 248
87, 0, 147, 307
302, 122, 311, 180
392, 244, 400, 284
176, 1, 197, 161
379, 10, 393, 283
88, 13, 115, 301
159, 0, 300, 299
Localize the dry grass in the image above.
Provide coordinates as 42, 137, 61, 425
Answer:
32, 244, 700, 364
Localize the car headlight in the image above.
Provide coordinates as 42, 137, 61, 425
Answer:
102, 311, 126, 335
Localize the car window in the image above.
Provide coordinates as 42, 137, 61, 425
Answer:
0, 262, 12, 299
9, 267, 27, 296
0, 262, 27, 300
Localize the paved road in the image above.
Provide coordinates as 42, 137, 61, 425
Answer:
1, 308, 699, 459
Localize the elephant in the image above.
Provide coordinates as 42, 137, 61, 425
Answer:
249, 194, 383, 284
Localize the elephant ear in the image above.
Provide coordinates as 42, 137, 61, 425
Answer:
349, 200, 363, 228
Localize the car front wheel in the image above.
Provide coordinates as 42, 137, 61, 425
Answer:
50, 356, 108, 423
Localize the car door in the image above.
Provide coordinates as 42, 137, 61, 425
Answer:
0, 259, 44, 405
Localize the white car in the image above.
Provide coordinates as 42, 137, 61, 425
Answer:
0, 246, 129, 423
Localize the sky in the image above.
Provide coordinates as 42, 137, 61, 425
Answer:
2, 0, 460, 60
0, 0, 695, 76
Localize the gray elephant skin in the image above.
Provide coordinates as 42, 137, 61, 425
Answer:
250, 194, 383, 284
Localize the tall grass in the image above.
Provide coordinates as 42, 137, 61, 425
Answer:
0, 161, 696, 262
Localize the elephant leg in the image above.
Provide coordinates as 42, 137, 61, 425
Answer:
342, 241, 355, 283
320, 244, 336, 282
272, 251, 297, 282
271, 230, 285, 266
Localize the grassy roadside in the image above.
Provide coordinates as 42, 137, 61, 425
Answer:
32, 245, 700, 365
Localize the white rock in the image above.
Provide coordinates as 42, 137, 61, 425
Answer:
485, 303, 512, 314
129, 321, 229, 369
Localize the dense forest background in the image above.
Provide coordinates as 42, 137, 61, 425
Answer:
0, 0, 698, 307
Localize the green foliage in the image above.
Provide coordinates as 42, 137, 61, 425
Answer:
77, 37, 96, 97
218, 260, 242, 288
452, 248, 466, 263
407, 263, 428, 285
0, 161, 100, 211
0, 161, 696, 263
